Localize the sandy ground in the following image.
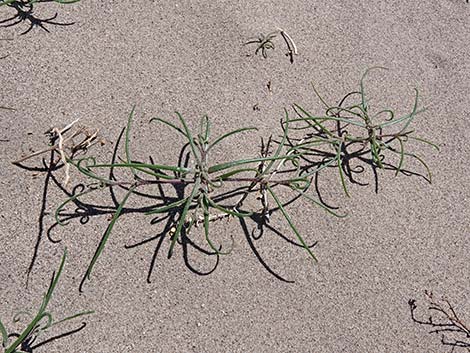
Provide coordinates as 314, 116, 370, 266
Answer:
1, 1, 469, 352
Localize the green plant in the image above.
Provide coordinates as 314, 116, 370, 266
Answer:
47, 70, 437, 289
244, 28, 298, 62
0, 249, 93, 353
244, 31, 277, 58
0, 0, 79, 35
290, 67, 439, 196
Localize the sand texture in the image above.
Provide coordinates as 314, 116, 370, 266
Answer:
0, 1, 469, 352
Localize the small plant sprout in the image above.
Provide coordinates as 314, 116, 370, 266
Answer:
18, 70, 435, 288
0, 0, 80, 35
245, 28, 298, 63
244, 31, 277, 59
0, 249, 93, 353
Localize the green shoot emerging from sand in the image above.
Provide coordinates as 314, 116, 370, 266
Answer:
48, 69, 437, 289
0, 249, 93, 353
245, 28, 298, 63
244, 31, 277, 58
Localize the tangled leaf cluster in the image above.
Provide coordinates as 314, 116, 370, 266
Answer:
50, 69, 438, 289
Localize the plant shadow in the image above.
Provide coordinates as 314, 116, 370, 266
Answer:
7, 322, 88, 353
0, 0, 75, 35
14, 109, 432, 292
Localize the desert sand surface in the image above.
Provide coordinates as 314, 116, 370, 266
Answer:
0, 1, 469, 352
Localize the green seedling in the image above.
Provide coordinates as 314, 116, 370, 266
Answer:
245, 28, 298, 62
0, 249, 93, 353
244, 31, 277, 58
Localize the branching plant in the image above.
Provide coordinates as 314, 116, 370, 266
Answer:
288, 67, 439, 196
13, 70, 437, 289
409, 291, 470, 352
244, 28, 298, 63
0, 249, 93, 353
0, 0, 79, 35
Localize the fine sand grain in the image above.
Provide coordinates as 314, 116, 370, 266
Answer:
1, 1, 469, 352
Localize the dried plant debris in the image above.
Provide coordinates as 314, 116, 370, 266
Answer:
409, 291, 470, 352
0, 0, 79, 35
12, 118, 105, 186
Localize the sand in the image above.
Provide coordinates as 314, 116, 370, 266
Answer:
0, 1, 469, 352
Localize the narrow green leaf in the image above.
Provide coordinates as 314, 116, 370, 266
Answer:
292, 157, 337, 181
336, 143, 350, 197
50, 310, 94, 327
395, 137, 405, 176
399, 89, 420, 133
121, 164, 174, 180
406, 152, 432, 183
208, 127, 257, 151
6, 250, 67, 353
263, 109, 290, 173
360, 66, 388, 113
0, 0, 16, 6
0, 318, 8, 348
176, 112, 202, 166
373, 109, 394, 122
88, 162, 189, 173
53, 0, 81, 3
202, 196, 231, 255
378, 89, 422, 129
42, 250, 67, 311
294, 188, 347, 218
267, 186, 317, 262
168, 178, 201, 257
206, 196, 253, 217
381, 138, 433, 182
71, 157, 116, 184
125, 105, 138, 178
216, 167, 259, 181
199, 115, 211, 143
311, 82, 330, 109
309, 114, 366, 127
208, 154, 299, 174
407, 136, 440, 151
145, 197, 189, 215
324, 106, 368, 123
287, 177, 311, 190
84, 186, 136, 282
292, 104, 335, 137
149, 117, 188, 138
